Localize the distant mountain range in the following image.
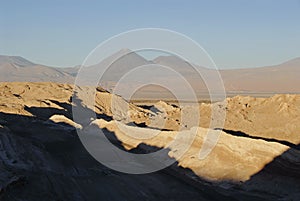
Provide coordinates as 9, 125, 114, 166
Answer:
0, 55, 74, 83
0, 50, 299, 94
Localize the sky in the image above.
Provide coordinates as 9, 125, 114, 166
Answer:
0, 0, 299, 69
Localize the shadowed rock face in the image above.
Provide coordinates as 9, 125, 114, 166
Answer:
0, 115, 214, 201
0, 82, 300, 200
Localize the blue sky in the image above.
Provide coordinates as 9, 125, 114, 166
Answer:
0, 0, 299, 68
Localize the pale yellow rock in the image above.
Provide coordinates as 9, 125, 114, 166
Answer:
92, 119, 291, 182
49, 114, 82, 129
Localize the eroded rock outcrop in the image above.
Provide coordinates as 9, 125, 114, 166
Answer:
0, 82, 300, 200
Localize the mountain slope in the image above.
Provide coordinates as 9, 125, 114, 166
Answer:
0, 53, 299, 93
0, 55, 74, 83
220, 57, 300, 93
0, 55, 36, 67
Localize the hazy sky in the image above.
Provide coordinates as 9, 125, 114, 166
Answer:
0, 0, 299, 68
